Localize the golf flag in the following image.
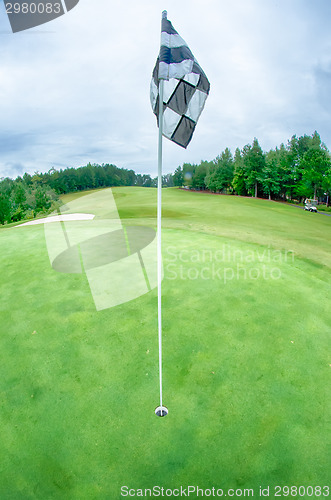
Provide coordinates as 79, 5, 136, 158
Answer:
150, 11, 210, 148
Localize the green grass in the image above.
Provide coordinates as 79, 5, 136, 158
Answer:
0, 187, 330, 499
112, 187, 331, 268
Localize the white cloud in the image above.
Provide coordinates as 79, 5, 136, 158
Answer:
0, 0, 331, 179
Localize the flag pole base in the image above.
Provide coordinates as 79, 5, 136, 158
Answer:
155, 405, 168, 417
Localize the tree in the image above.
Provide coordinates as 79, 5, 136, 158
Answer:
13, 183, 27, 209
22, 172, 33, 186
205, 148, 234, 193
173, 166, 184, 186
10, 182, 28, 221
136, 174, 153, 187
276, 143, 292, 200
182, 163, 196, 188
192, 161, 209, 190
286, 132, 327, 201
261, 150, 281, 200
0, 178, 14, 224
232, 148, 247, 196
162, 174, 174, 187
0, 192, 12, 225
242, 138, 266, 197
301, 147, 331, 199
285, 135, 302, 200
205, 161, 218, 192
322, 168, 331, 206
34, 186, 52, 213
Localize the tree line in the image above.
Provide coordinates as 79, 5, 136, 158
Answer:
0, 163, 132, 225
0, 161, 176, 224
1, 131, 330, 225
172, 132, 331, 204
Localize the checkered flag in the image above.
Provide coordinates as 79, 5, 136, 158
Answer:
150, 11, 210, 148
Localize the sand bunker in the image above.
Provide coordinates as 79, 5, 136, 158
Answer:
16, 213, 95, 227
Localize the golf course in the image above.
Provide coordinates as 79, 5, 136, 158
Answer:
0, 186, 330, 498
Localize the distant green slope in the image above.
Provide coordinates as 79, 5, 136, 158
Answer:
111, 186, 331, 270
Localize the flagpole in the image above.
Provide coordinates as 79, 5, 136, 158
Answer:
157, 77, 164, 416
155, 10, 168, 418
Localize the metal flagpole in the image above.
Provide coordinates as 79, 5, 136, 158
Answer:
157, 77, 164, 416
155, 10, 168, 418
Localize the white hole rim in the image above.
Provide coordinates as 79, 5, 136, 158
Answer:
155, 405, 168, 417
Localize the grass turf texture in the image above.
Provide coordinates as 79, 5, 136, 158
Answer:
0, 187, 330, 498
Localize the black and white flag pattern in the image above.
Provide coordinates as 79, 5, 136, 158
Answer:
150, 11, 210, 149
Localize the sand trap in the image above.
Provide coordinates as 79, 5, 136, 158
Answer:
16, 213, 95, 227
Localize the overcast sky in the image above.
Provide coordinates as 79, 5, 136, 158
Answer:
1, 0, 331, 179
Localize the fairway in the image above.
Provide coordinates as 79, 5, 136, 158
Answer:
0, 187, 330, 499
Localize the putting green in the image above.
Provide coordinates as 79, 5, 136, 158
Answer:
0, 187, 329, 498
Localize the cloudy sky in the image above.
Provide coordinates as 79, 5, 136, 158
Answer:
1, 0, 331, 179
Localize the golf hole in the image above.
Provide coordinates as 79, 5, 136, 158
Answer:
155, 405, 168, 417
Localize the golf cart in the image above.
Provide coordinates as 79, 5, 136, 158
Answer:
304, 199, 318, 212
